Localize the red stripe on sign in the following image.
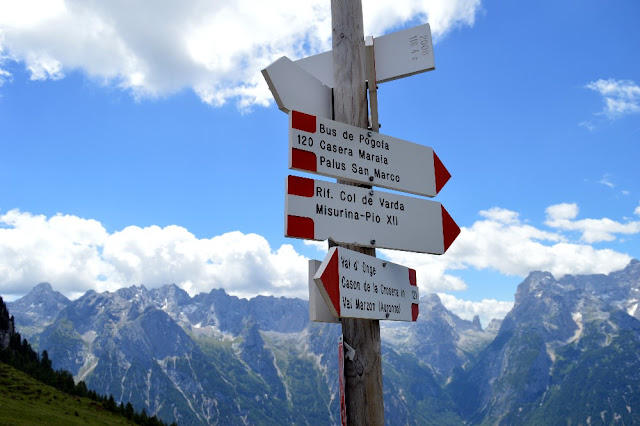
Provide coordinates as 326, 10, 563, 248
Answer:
292, 110, 317, 133
323, 249, 341, 316
291, 148, 317, 172
286, 215, 314, 239
433, 152, 451, 195
441, 206, 460, 253
409, 268, 417, 287
287, 175, 314, 197
412, 304, 419, 321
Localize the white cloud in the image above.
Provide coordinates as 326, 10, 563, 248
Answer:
0, 68, 10, 86
437, 293, 513, 327
585, 78, 640, 119
545, 202, 640, 243
635, 203, 640, 216
597, 174, 615, 189
1, 204, 636, 306
545, 203, 579, 223
578, 120, 595, 131
381, 205, 634, 297
363, 0, 481, 42
0, 209, 308, 300
303, 240, 328, 252
0, 0, 481, 108
0, 210, 110, 295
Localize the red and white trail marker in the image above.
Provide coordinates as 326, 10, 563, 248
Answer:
285, 175, 460, 254
289, 111, 450, 197
314, 246, 420, 321
309, 259, 339, 323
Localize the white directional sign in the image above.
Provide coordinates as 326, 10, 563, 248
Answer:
285, 175, 460, 254
295, 51, 334, 87
295, 23, 435, 87
261, 57, 332, 118
372, 23, 435, 83
314, 246, 420, 321
289, 110, 450, 197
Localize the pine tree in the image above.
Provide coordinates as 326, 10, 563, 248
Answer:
105, 394, 117, 412
125, 402, 135, 420
40, 350, 52, 370
75, 380, 89, 398
0, 297, 9, 331
1, 297, 170, 425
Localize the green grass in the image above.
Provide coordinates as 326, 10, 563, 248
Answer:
0, 361, 136, 426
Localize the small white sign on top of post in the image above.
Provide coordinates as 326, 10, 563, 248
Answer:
295, 23, 435, 87
372, 23, 435, 83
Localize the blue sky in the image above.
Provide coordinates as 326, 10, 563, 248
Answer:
1, 0, 639, 325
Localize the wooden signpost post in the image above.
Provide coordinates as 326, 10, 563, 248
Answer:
262, 1, 458, 424
330, 3, 385, 424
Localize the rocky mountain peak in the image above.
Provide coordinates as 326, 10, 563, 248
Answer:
614, 258, 640, 286
485, 318, 502, 333
16, 282, 68, 303
419, 294, 450, 318
31, 282, 54, 293
450, 259, 640, 424
472, 315, 482, 330
514, 271, 556, 304
7, 282, 70, 337
150, 283, 191, 305
114, 284, 149, 300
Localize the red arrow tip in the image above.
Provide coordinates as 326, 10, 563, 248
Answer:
320, 248, 341, 316
441, 206, 460, 252
433, 152, 451, 194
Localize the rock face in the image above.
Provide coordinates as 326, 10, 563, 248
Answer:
448, 259, 640, 425
7, 282, 70, 344
6, 259, 640, 425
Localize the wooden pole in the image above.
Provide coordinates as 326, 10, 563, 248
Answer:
331, 1, 385, 425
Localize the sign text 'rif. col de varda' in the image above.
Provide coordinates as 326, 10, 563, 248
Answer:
285, 175, 459, 255
289, 110, 450, 198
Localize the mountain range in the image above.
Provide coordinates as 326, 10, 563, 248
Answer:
6, 259, 640, 425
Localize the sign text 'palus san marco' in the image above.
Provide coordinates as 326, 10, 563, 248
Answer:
289, 110, 450, 198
